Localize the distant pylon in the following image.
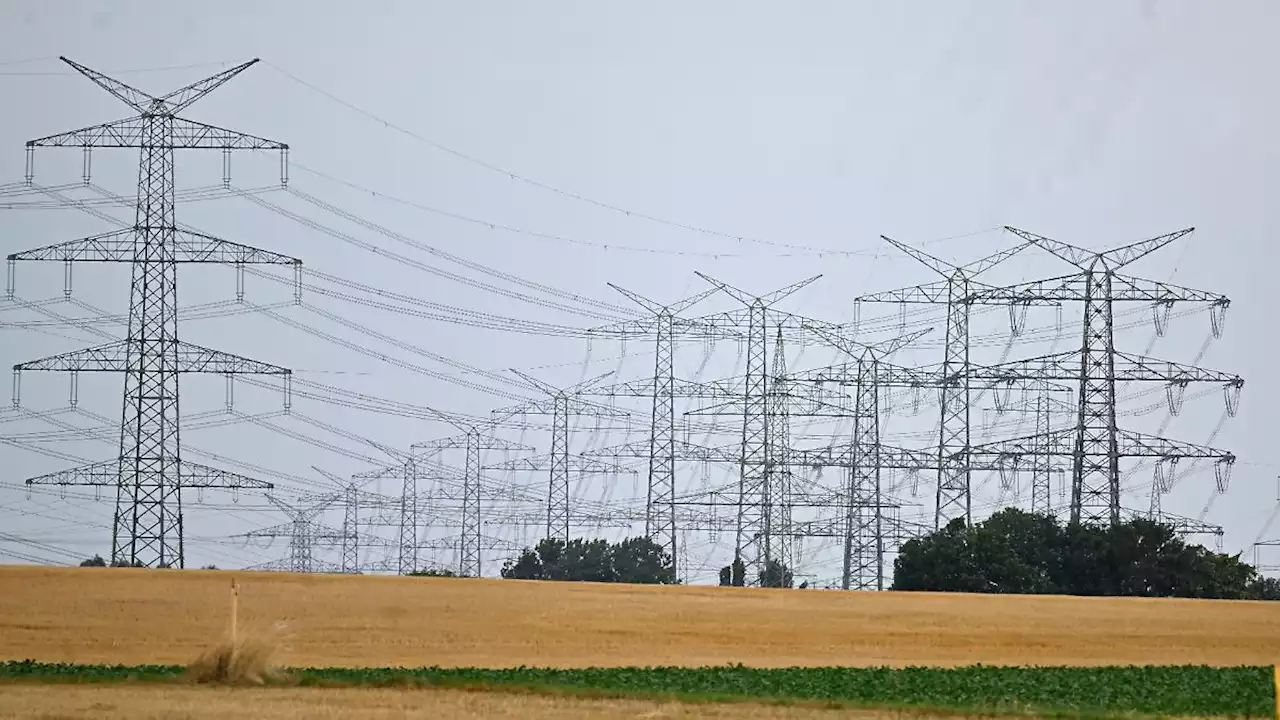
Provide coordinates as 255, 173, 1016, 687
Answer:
694, 271, 820, 584
586, 283, 718, 571
492, 371, 630, 541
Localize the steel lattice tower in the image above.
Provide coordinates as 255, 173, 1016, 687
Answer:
798, 327, 929, 590
342, 482, 360, 572
765, 329, 795, 574
311, 466, 390, 574
412, 418, 531, 577
9, 58, 298, 568
986, 394, 1073, 515
853, 237, 1040, 529
587, 284, 718, 573
967, 227, 1240, 526
693, 272, 819, 583
492, 371, 630, 542
398, 458, 418, 573
793, 325, 1072, 589
240, 493, 344, 573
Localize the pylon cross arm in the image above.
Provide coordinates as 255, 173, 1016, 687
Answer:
483, 454, 635, 474
1115, 429, 1236, 461
1109, 275, 1229, 304
23, 457, 273, 489
9, 229, 300, 266
1112, 352, 1243, 384
967, 274, 1083, 303
855, 280, 952, 304
170, 118, 287, 150
28, 116, 147, 148
8, 229, 133, 261
13, 339, 290, 375
27, 116, 285, 151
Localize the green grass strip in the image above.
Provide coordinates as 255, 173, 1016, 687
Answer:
0, 660, 1271, 718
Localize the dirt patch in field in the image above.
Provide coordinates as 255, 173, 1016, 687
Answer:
1, 566, 1277, 668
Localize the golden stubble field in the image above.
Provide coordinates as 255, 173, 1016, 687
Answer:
0, 685, 925, 720
1, 566, 1278, 669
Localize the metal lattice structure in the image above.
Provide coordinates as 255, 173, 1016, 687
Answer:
9, 58, 297, 568
491, 371, 631, 542
765, 329, 795, 574
240, 493, 345, 573
853, 236, 1045, 529
584, 284, 719, 572
964, 227, 1240, 525
692, 272, 819, 585
412, 419, 532, 577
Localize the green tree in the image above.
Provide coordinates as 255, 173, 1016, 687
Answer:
717, 558, 746, 587
1249, 576, 1280, 600
501, 536, 676, 584
759, 559, 794, 588
893, 509, 1264, 599
79, 554, 107, 567
611, 536, 677, 584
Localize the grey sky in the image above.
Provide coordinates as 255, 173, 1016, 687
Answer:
1, 1, 1277, 581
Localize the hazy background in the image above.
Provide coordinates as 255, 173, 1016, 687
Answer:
1, 1, 1276, 583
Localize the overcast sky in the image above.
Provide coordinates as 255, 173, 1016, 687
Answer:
1, 1, 1277, 582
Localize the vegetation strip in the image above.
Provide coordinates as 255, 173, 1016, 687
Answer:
1, 661, 1271, 717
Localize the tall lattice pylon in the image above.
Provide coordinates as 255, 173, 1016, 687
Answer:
765, 329, 795, 574
981, 393, 1074, 515
492, 370, 631, 542
853, 236, 1039, 530
412, 415, 532, 577
585, 283, 718, 571
693, 272, 820, 584
967, 227, 1240, 525
8, 58, 298, 568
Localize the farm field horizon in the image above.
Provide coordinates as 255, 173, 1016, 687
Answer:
2, 566, 1278, 669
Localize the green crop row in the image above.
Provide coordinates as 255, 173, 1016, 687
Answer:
0, 660, 1272, 718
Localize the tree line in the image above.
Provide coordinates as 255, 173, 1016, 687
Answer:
893, 508, 1280, 600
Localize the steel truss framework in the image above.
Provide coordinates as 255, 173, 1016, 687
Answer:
10, 57, 297, 568
853, 236, 1051, 529
963, 227, 1240, 525
412, 420, 533, 577
238, 493, 345, 573
491, 370, 631, 542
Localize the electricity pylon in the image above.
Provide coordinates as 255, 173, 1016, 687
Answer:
311, 466, 397, 574
852, 235, 1043, 529
692, 272, 820, 585
765, 329, 795, 574
411, 412, 533, 577
791, 324, 1073, 589
9, 58, 298, 568
584, 284, 719, 579
353, 450, 465, 575
965, 226, 1240, 525
491, 370, 631, 541
240, 493, 345, 573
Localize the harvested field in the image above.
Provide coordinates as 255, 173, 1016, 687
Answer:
2, 566, 1278, 668
0, 684, 896, 719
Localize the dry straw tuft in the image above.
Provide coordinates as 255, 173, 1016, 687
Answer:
186, 579, 290, 685
186, 630, 282, 685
